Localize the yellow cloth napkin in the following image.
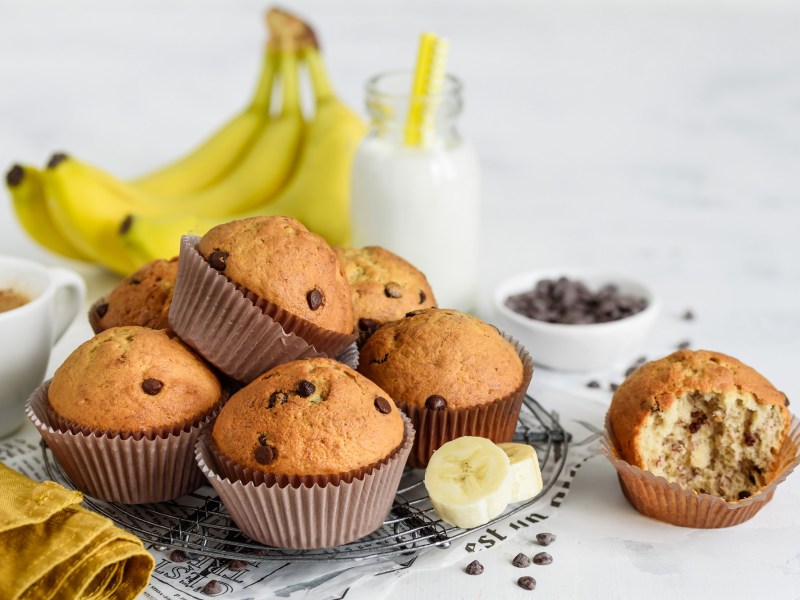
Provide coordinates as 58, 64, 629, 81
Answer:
0, 462, 153, 600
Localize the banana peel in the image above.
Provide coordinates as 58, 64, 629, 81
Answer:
5, 164, 89, 261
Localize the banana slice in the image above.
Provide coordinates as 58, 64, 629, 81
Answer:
498, 442, 543, 503
424, 436, 512, 528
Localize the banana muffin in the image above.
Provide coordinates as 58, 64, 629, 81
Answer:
32, 326, 222, 504
334, 246, 436, 346
212, 357, 404, 477
49, 326, 221, 433
197, 216, 353, 336
200, 357, 413, 548
608, 349, 791, 501
90, 258, 178, 334
358, 308, 532, 467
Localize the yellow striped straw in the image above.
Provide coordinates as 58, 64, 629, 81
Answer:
404, 32, 450, 147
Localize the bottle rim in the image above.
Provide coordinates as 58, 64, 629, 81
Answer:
365, 70, 463, 101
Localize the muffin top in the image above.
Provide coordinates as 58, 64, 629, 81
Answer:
198, 216, 353, 335
49, 326, 221, 433
358, 309, 524, 410
335, 246, 436, 343
91, 258, 178, 333
608, 349, 791, 464
212, 357, 404, 476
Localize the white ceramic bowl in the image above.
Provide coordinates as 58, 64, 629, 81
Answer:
492, 268, 660, 371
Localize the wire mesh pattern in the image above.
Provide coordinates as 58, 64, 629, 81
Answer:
42, 394, 570, 562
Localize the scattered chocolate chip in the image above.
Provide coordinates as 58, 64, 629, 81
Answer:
425, 395, 447, 410
268, 391, 289, 408
307, 288, 324, 310
359, 317, 379, 332
738, 490, 752, 500
682, 309, 695, 321
419, 290, 427, 304
297, 380, 316, 397
5, 165, 24, 186
254, 445, 276, 465
96, 302, 109, 318
677, 340, 691, 350
744, 432, 756, 446
374, 397, 391, 414
536, 532, 556, 546
532, 552, 552, 565
624, 366, 637, 378
635, 356, 647, 365
512, 553, 531, 568
257, 433, 268, 446
517, 576, 536, 590
169, 549, 189, 562
609, 383, 619, 392
46, 153, 68, 169
208, 250, 229, 271
586, 380, 600, 389
141, 378, 163, 395
505, 276, 647, 325
785, 396, 790, 407
465, 560, 484, 575
201, 580, 224, 595
384, 282, 402, 298
129, 278, 141, 285
227, 559, 248, 571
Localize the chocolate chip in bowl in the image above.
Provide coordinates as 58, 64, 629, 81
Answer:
492, 268, 660, 371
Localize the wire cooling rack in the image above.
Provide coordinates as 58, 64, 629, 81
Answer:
42, 394, 570, 562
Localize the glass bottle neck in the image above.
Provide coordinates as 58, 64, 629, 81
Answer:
364, 71, 464, 149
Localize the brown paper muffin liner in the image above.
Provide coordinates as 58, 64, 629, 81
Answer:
169, 236, 357, 383
600, 415, 800, 528
25, 380, 223, 504
88, 297, 107, 334
195, 414, 414, 549
397, 335, 534, 469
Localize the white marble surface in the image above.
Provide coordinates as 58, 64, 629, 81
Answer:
2, 1, 800, 598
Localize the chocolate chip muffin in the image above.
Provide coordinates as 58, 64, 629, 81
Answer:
197, 357, 414, 549
212, 357, 404, 476
90, 258, 178, 334
608, 349, 791, 502
49, 326, 221, 434
32, 326, 222, 504
358, 308, 533, 467
334, 246, 436, 345
197, 216, 353, 335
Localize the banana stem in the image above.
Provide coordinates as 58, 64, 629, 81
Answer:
304, 48, 334, 103
249, 49, 277, 114
278, 50, 301, 117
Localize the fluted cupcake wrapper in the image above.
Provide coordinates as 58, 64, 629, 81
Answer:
169, 236, 357, 384
195, 414, 414, 549
26, 380, 221, 504
397, 335, 534, 469
600, 415, 800, 528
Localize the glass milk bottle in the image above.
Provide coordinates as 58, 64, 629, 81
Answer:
350, 72, 480, 311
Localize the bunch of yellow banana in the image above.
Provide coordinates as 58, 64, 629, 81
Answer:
5, 9, 366, 276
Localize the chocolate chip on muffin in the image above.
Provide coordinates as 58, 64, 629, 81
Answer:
335, 246, 436, 346
208, 250, 229, 271
90, 258, 178, 334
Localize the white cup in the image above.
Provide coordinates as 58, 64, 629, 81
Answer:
0, 256, 85, 438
